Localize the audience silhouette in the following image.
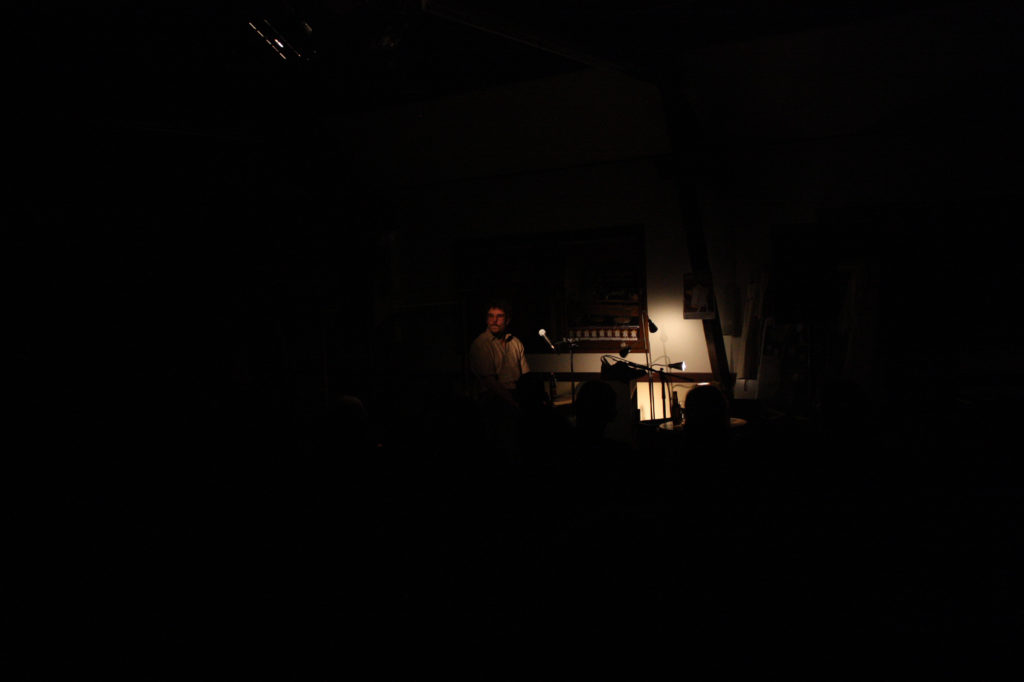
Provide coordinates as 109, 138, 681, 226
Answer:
39, 362, 1013, 679
682, 383, 733, 450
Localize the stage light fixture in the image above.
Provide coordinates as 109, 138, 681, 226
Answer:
248, 16, 315, 62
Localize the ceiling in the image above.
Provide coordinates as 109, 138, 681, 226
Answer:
18, 0, 977, 122
17, 0, 1017, 213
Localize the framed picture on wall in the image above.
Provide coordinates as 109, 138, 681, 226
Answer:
684, 270, 715, 319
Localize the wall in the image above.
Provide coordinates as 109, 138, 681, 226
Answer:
407, 159, 712, 376
327, 67, 716, 381
325, 6, 1022, 412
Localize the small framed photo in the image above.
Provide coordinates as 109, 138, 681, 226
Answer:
684, 271, 715, 319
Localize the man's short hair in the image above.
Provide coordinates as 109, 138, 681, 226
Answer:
486, 300, 511, 318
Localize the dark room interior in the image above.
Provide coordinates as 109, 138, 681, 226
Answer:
9, 1, 1024, 678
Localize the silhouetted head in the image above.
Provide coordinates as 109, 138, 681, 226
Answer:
309, 393, 370, 453
819, 379, 868, 435
574, 380, 617, 435
336, 394, 369, 437
516, 372, 550, 410
684, 384, 730, 437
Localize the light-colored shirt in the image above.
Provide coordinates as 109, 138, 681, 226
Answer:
469, 330, 530, 394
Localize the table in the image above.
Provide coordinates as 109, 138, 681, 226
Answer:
657, 417, 747, 431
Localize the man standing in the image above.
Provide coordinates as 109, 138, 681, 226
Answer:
469, 301, 530, 407
468, 301, 531, 464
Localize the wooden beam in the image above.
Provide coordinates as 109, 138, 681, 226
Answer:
657, 72, 735, 398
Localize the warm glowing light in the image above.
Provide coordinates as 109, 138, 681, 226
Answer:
638, 382, 697, 421
249, 19, 295, 60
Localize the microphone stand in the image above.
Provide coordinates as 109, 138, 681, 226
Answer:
540, 333, 580, 407
558, 337, 580, 406
603, 356, 691, 422
641, 310, 656, 419
603, 356, 650, 372
657, 366, 668, 422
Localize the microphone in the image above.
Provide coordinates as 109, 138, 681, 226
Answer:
538, 329, 558, 352
667, 361, 686, 370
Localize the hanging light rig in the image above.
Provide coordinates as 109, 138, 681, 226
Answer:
248, 17, 313, 62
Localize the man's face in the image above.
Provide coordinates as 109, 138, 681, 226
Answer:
486, 307, 509, 336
